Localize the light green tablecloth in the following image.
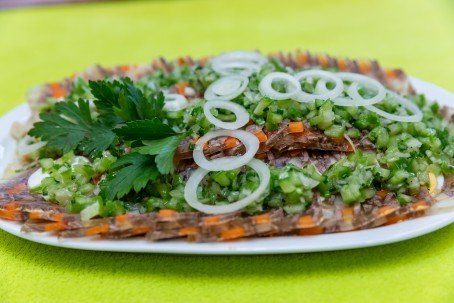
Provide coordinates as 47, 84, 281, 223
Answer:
1, 1, 453, 302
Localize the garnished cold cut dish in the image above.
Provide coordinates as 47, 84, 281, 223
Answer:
1, 50, 453, 242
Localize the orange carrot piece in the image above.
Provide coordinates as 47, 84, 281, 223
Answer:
337, 58, 348, 71
254, 153, 267, 160
131, 225, 150, 235
203, 216, 220, 226
177, 58, 186, 66
44, 222, 67, 232
299, 226, 324, 236
385, 69, 397, 78
318, 55, 329, 67
85, 224, 109, 236
159, 209, 177, 217
177, 82, 188, 95
297, 52, 308, 65
252, 214, 271, 225
220, 227, 246, 240
255, 131, 268, 143
358, 61, 372, 73
376, 190, 388, 199
49, 82, 66, 99
288, 122, 304, 133
115, 214, 130, 223
0, 210, 19, 220
120, 64, 130, 72
4, 202, 19, 211
179, 227, 198, 236
28, 212, 43, 220
385, 214, 410, 226
297, 215, 316, 228
342, 207, 353, 217
224, 137, 239, 149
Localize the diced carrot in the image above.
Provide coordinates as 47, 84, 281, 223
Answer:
299, 226, 324, 235
411, 201, 429, 211
44, 222, 67, 232
297, 52, 308, 65
115, 214, 130, 223
4, 202, 19, 211
131, 225, 150, 235
0, 210, 18, 220
203, 215, 220, 226
159, 209, 177, 217
85, 224, 109, 236
376, 190, 388, 199
252, 214, 271, 225
255, 131, 268, 143
28, 212, 42, 220
51, 213, 66, 221
179, 227, 198, 236
385, 214, 410, 226
342, 207, 353, 217
177, 58, 186, 66
337, 58, 348, 71
297, 215, 316, 228
192, 139, 208, 150
176, 82, 188, 95
120, 64, 130, 72
224, 137, 239, 149
385, 69, 397, 78
378, 206, 394, 216
318, 55, 329, 67
358, 61, 372, 73
254, 153, 267, 160
220, 227, 246, 240
49, 82, 66, 99
288, 121, 304, 133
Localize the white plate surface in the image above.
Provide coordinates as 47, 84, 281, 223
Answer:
0, 77, 453, 255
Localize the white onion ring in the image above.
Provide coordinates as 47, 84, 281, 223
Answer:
193, 129, 259, 171
211, 61, 260, 77
163, 94, 188, 111
203, 100, 250, 130
204, 75, 249, 101
365, 91, 423, 122
332, 72, 386, 106
293, 70, 344, 102
184, 159, 270, 214
212, 50, 268, 66
211, 51, 268, 76
18, 135, 47, 156
259, 72, 301, 100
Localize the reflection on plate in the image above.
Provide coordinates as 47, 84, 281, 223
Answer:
0, 77, 453, 255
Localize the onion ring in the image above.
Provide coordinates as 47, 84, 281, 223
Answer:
211, 51, 268, 76
193, 129, 259, 171
163, 94, 188, 111
333, 72, 386, 106
184, 159, 270, 214
259, 72, 301, 100
365, 91, 423, 122
204, 75, 249, 101
293, 70, 344, 102
203, 100, 250, 130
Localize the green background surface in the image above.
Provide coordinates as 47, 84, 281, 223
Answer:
1, 1, 454, 302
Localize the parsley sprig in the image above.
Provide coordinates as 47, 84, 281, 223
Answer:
29, 77, 186, 200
